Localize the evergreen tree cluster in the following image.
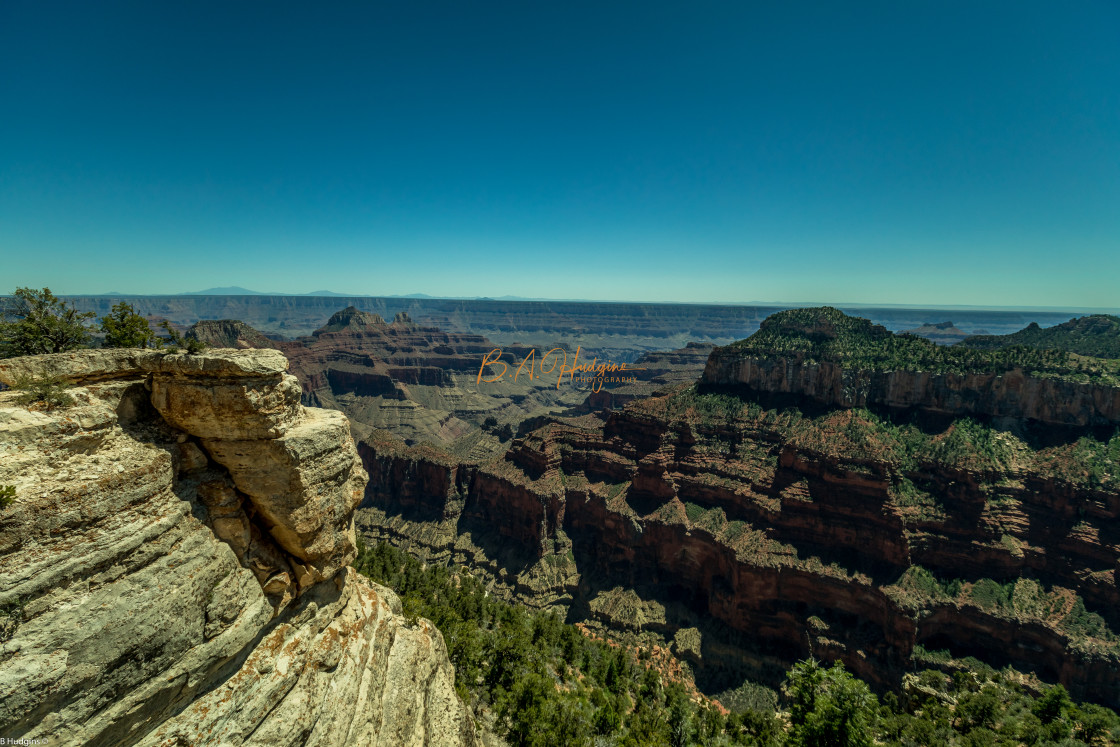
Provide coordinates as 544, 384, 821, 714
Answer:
0, 287, 96, 357
356, 540, 1120, 746
0, 288, 203, 358
356, 540, 777, 746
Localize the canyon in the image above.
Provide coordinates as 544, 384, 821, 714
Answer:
187, 307, 593, 461
5, 301, 1119, 743
353, 309, 1120, 709
0, 349, 478, 746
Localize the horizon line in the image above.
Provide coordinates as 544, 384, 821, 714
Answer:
43, 291, 1120, 315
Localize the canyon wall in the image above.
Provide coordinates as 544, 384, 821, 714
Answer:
701, 351, 1120, 427
357, 399, 1120, 707
0, 349, 477, 746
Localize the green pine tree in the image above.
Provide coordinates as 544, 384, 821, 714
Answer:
0, 287, 95, 357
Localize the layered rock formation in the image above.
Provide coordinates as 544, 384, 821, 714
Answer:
355, 313, 1120, 708
579, 342, 713, 413
702, 309, 1120, 428
702, 353, 1120, 427
187, 319, 276, 349
359, 396, 1120, 707
0, 349, 477, 746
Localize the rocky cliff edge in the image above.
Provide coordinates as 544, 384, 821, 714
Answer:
0, 348, 478, 746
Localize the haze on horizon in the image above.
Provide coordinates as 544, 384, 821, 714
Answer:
1, 1, 1118, 309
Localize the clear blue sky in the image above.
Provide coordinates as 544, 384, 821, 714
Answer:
2, 1, 1118, 307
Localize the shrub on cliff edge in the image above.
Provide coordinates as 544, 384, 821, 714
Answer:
0, 287, 95, 357
100, 301, 159, 348
12, 373, 75, 410
157, 320, 208, 354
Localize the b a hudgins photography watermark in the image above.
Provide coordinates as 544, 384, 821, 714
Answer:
1, 739, 50, 745
478, 346, 644, 393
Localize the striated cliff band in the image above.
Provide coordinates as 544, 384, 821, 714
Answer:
0, 349, 478, 746
357, 308, 1120, 708
701, 307, 1120, 429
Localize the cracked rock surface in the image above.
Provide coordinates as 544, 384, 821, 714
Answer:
0, 349, 478, 746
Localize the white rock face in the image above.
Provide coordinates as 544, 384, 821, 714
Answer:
140, 570, 477, 747
0, 350, 478, 746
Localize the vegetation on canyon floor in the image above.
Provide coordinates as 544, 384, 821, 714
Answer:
727, 307, 1120, 385
357, 539, 1120, 746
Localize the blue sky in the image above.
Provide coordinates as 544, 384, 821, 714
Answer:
1, 1, 1118, 307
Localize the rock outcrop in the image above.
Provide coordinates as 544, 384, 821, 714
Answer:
701, 353, 1120, 428
186, 319, 275, 349
0, 349, 478, 746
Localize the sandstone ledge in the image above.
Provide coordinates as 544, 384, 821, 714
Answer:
0, 347, 290, 386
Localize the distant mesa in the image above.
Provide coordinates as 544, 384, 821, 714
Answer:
315, 306, 388, 334
392, 311, 415, 325
181, 287, 367, 298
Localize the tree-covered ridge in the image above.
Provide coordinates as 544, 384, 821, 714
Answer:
959, 315, 1120, 359
728, 307, 1120, 385
355, 540, 1120, 746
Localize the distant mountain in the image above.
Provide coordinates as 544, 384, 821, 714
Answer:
303, 290, 358, 297
183, 286, 267, 295
958, 314, 1120, 359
